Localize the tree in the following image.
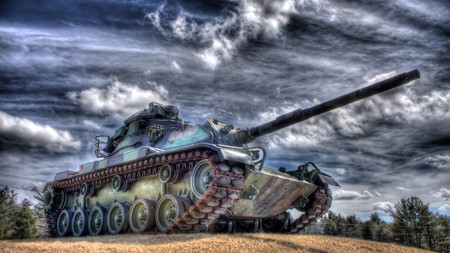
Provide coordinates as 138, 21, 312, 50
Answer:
12, 199, 39, 239
370, 212, 382, 224
390, 196, 432, 248
361, 221, 374, 240
322, 211, 342, 236
0, 186, 18, 239
0, 187, 40, 239
343, 215, 360, 237
366, 212, 391, 242
432, 215, 450, 253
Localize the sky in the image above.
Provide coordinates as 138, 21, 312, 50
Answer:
0, 0, 449, 221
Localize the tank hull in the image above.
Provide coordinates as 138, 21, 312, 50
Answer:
43, 143, 331, 236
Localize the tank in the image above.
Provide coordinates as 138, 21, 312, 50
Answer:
43, 70, 420, 236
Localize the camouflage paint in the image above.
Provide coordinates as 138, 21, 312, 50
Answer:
162, 125, 212, 150
231, 167, 317, 218
80, 146, 149, 173
84, 169, 196, 210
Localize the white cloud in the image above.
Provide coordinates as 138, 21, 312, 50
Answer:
336, 168, 347, 175
396, 186, 411, 192
67, 79, 169, 119
170, 13, 197, 40
256, 71, 450, 150
333, 189, 381, 200
373, 201, 396, 213
438, 204, 450, 212
82, 120, 102, 130
433, 188, 450, 200
145, 8, 164, 34
147, 0, 310, 69
425, 155, 450, 170
0, 111, 81, 152
171, 60, 182, 73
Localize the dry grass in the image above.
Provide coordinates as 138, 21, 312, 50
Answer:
0, 233, 433, 253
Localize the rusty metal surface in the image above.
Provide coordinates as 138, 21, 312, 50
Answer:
231, 168, 317, 218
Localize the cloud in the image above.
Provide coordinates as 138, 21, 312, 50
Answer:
256, 71, 450, 150
333, 189, 381, 200
438, 204, 450, 212
373, 201, 395, 213
21, 183, 43, 192
0, 111, 81, 152
67, 79, 169, 119
82, 120, 102, 130
336, 168, 347, 175
433, 188, 450, 200
396, 186, 411, 192
171, 60, 182, 73
147, 0, 302, 69
424, 155, 450, 170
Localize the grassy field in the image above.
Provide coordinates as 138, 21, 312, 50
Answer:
0, 233, 433, 253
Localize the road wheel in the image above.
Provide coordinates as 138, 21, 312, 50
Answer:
129, 198, 155, 233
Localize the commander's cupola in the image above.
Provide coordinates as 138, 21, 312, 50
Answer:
95, 102, 183, 157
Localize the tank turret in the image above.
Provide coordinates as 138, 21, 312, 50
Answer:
43, 69, 420, 237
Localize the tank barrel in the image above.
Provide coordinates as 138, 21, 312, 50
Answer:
249, 69, 420, 138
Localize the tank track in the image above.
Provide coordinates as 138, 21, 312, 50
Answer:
293, 185, 332, 231
44, 148, 330, 235
167, 157, 245, 233
50, 150, 215, 192
44, 149, 246, 234
45, 210, 58, 236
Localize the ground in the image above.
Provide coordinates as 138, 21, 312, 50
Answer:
0, 233, 433, 253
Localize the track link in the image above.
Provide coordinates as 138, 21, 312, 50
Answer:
168, 157, 246, 233
293, 185, 332, 231
45, 210, 58, 236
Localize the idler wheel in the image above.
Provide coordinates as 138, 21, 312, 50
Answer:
56, 209, 73, 236
88, 206, 107, 236
107, 202, 130, 234
43, 187, 67, 211
155, 195, 186, 232
72, 208, 89, 237
129, 199, 156, 233
190, 159, 214, 198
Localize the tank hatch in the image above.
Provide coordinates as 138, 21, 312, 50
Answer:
124, 102, 181, 126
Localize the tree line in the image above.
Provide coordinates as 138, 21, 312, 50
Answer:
306, 196, 450, 252
0, 186, 39, 239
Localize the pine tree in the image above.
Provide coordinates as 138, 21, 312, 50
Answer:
433, 214, 450, 253
0, 186, 18, 239
12, 199, 39, 239
322, 211, 339, 235
390, 196, 431, 248
344, 215, 360, 237
361, 221, 374, 240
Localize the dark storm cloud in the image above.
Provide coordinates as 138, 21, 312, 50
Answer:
0, 0, 448, 216
0, 0, 156, 28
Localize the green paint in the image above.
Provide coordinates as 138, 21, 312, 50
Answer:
98, 159, 108, 170
80, 162, 94, 173
123, 148, 141, 162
